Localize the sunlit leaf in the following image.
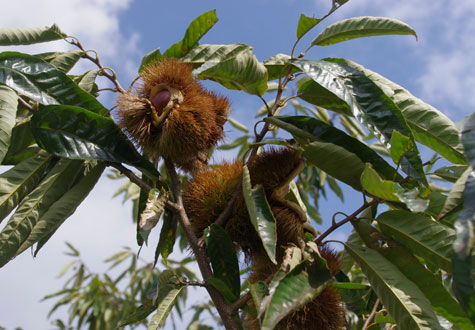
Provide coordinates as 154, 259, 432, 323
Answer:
345, 243, 443, 329
433, 165, 469, 183
147, 283, 185, 330
0, 151, 53, 224
260, 257, 332, 330
360, 164, 400, 202
333, 58, 466, 165
35, 50, 84, 73
139, 48, 162, 73
0, 52, 108, 115
16, 163, 105, 256
30, 104, 159, 180
0, 24, 66, 45
377, 210, 455, 273
0, 159, 83, 267
266, 116, 400, 190
292, 59, 426, 184
312, 16, 417, 46
296, 14, 320, 40
242, 165, 277, 264
0, 85, 18, 163
390, 130, 415, 166
163, 10, 218, 58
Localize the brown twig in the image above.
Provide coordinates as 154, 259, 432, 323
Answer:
362, 298, 380, 330
66, 37, 126, 94
315, 199, 379, 245
164, 159, 240, 330
18, 96, 36, 113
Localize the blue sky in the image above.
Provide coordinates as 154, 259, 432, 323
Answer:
1, 0, 474, 329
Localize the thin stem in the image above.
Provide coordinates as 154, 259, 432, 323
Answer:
315, 199, 379, 244
215, 181, 242, 227
362, 298, 380, 330
164, 159, 240, 330
66, 37, 126, 94
18, 96, 36, 113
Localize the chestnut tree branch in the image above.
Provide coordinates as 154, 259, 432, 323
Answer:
362, 298, 380, 330
164, 158, 240, 330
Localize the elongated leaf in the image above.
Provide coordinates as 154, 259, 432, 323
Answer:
163, 10, 218, 58
16, 163, 105, 256
462, 112, 475, 168
154, 209, 177, 266
297, 77, 352, 116
263, 53, 300, 81
361, 164, 401, 202
139, 188, 168, 243
0, 159, 84, 267
74, 70, 99, 93
2, 112, 37, 165
0, 151, 53, 223
332, 58, 466, 165
35, 50, 84, 73
182, 43, 251, 65
377, 210, 455, 273
0, 52, 108, 115
433, 165, 468, 183
147, 284, 185, 330
345, 243, 443, 329
382, 246, 473, 330
266, 116, 400, 190
0, 24, 66, 45
30, 104, 159, 179
292, 59, 426, 184
204, 224, 240, 301
439, 167, 471, 221
193, 49, 268, 96
312, 16, 417, 46
261, 258, 332, 330
390, 130, 415, 166
0, 85, 18, 163
242, 166, 277, 264
139, 48, 162, 73
452, 167, 475, 320
296, 14, 320, 40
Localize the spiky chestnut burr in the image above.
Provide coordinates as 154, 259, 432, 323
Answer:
245, 246, 346, 330
116, 58, 230, 173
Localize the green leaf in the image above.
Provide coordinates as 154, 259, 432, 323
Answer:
292, 59, 426, 184
74, 70, 100, 93
242, 165, 277, 264
139, 188, 169, 243
296, 14, 320, 40
345, 243, 443, 330
154, 209, 178, 266
163, 10, 218, 58
205, 224, 240, 301
439, 167, 471, 221
0, 85, 18, 163
0, 151, 53, 224
15, 162, 105, 256
263, 53, 300, 81
433, 165, 469, 183
35, 50, 84, 73
261, 257, 332, 330
382, 246, 474, 330
0, 52, 108, 115
0, 24, 66, 45
207, 277, 238, 304
0, 159, 84, 267
390, 130, 415, 166
147, 284, 185, 330
312, 16, 417, 46
138, 48, 162, 73
452, 172, 475, 323
296, 77, 352, 116
462, 112, 475, 168
377, 210, 455, 273
2, 116, 38, 165
333, 58, 466, 165
266, 116, 400, 190
193, 48, 268, 96
361, 164, 401, 202
228, 118, 248, 133
30, 104, 159, 180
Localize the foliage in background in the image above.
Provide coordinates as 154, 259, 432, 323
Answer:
0, 1, 474, 329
